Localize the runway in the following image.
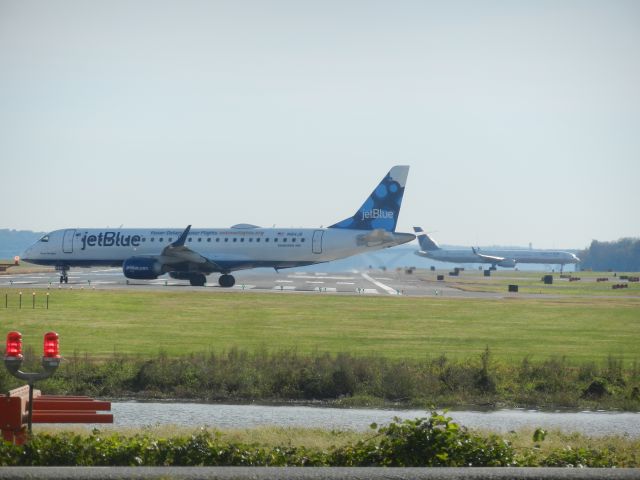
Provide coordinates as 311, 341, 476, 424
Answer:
0, 267, 506, 299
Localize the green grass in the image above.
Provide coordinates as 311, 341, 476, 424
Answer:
417, 269, 640, 296
1, 288, 638, 363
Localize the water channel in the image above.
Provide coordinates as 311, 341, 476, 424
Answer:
104, 403, 640, 437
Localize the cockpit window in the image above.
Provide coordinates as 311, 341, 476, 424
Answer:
40, 235, 49, 243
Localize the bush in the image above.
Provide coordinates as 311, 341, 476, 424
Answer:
339, 412, 515, 467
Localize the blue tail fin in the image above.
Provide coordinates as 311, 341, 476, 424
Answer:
329, 165, 409, 232
413, 227, 440, 251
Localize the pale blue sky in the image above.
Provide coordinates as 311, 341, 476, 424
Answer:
1, 0, 638, 248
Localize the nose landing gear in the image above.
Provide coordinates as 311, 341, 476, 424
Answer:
55, 265, 69, 284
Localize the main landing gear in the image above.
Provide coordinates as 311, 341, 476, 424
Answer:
218, 274, 235, 288
189, 273, 207, 287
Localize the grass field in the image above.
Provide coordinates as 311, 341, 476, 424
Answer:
1, 288, 638, 363
416, 269, 640, 297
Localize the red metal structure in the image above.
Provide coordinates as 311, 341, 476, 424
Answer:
1, 331, 113, 444
1, 386, 113, 444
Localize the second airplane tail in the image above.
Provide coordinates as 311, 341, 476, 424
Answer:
413, 227, 440, 251
329, 165, 409, 232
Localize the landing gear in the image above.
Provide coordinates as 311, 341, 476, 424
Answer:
56, 265, 69, 284
218, 274, 235, 288
189, 274, 207, 287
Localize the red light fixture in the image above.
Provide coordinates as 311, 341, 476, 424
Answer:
5, 331, 23, 359
43, 332, 60, 358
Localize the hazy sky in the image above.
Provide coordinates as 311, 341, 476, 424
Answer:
1, 1, 638, 248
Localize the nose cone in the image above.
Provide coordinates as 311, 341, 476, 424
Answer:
21, 246, 33, 262
21, 239, 40, 262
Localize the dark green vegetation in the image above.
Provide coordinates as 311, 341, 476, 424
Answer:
1, 413, 638, 467
1, 347, 638, 410
578, 237, 640, 271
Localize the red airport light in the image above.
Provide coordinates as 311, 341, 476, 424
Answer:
5, 331, 23, 359
43, 332, 60, 359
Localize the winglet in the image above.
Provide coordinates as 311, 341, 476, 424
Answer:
172, 225, 192, 247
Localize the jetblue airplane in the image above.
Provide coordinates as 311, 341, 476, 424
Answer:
22, 167, 415, 287
413, 227, 580, 271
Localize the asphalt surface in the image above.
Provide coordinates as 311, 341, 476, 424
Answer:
0, 468, 639, 480
0, 267, 506, 298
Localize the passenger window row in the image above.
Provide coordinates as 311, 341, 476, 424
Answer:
140, 237, 306, 244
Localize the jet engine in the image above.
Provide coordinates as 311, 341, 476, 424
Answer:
497, 258, 517, 268
123, 257, 163, 279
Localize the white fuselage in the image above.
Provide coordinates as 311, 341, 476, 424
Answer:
23, 226, 414, 272
418, 248, 579, 266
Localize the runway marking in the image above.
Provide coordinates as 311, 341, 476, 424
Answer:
361, 272, 398, 295
91, 281, 118, 285
306, 281, 324, 284
275, 280, 293, 283
373, 277, 393, 281
233, 284, 256, 290
273, 285, 296, 290
361, 288, 379, 294
336, 282, 355, 285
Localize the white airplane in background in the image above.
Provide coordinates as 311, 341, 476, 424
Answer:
413, 227, 580, 271
22, 166, 415, 287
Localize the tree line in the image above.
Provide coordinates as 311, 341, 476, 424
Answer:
578, 237, 640, 272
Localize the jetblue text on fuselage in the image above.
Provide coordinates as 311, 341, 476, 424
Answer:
80, 232, 142, 250
361, 209, 394, 220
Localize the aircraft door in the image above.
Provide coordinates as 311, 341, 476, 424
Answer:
62, 229, 76, 253
312, 230, 324, 254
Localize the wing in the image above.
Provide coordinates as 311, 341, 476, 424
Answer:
471, 247, 505, 263
158, 225, 223, 271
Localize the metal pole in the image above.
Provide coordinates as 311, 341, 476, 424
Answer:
19, 293, 22, 309
5, 293, 6, 308
27, 382, 34, 434
46, 294, 49, 310
32, 293, 35, 309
